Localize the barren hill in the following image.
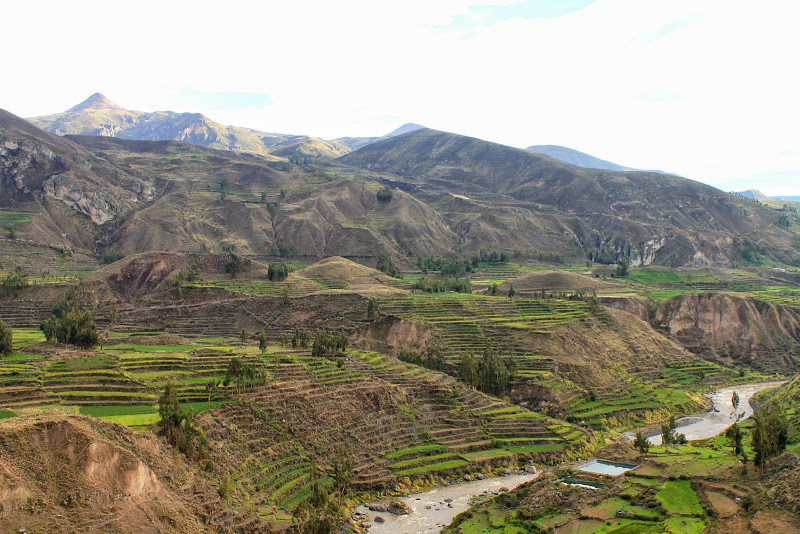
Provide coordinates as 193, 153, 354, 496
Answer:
0, 415, 213, 532
656, 293, 800, 371
497, 270, 621, 295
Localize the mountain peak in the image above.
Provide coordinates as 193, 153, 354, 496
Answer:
382, 123, 425, 139
67, 93, 121, 112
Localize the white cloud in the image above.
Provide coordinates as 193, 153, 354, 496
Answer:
1, 0, 798, 194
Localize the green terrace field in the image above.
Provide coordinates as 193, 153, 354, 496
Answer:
377, 294, 590, 356
445, 441, 758, 534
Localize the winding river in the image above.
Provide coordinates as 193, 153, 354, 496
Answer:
628, 381, 785, 446
359, 381, 784, 533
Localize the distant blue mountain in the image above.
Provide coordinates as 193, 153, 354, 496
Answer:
526, 144, 671, 174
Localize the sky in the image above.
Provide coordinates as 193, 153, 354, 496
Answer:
2, 0, 798, 195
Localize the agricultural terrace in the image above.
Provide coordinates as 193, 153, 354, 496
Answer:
447, 417, 783, 534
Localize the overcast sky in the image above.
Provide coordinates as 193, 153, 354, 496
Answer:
2, 0, 798, 195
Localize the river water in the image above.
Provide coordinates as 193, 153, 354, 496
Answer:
360, 382, 783, 533
357, 472, 536, 533
628, 381, 785, 446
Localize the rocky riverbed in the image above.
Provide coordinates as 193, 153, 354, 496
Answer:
356, 472, 537, 533
627, 381, 785, 446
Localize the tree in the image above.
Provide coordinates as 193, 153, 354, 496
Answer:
331, 448, 353, 508
752, 404, 788, 474
0, 267, 28, 299
0, 319, 12, 357
268, 263, 290, 281
41, 310, 99, 349
732, 390, 740, 418
219, 178, 230, 200
508, 284, 516, 298
633, 431, 650, 458
259, 330, 268, 354
224, 253, 251, 277
459, 353, 478, 388
158, 382, 183, 446
376, 253, 398, 278
240, 329, 248, 344
366, 298, 378, 319
661, 423, 675, 449
616, 258, 629, 277
376, 186, 393, 202
725, 423, 744, 458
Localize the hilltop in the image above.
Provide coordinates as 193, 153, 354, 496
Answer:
28, 93, 351, 159
526, 145, 631, 172
340, 128, 799, 267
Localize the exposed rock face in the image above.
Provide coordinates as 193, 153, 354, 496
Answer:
599, 296, 651, 322
0, 415, 208, 532
655, 293, 800, 371
1, 109, 153, 226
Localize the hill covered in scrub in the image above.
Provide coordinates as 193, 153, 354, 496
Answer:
5, 106, 800, 270
340, 128, 800, 267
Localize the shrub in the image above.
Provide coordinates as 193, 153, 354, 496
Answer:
376, 186, 393, 202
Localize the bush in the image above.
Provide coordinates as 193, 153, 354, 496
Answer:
376, 186, 393, 202
377, 253, 399, 278
224, 253, 251, 277
0, 267, 28, 298
0, 320, 12, 356
267, 263, 290, 281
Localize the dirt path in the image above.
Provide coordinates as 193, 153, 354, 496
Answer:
628, 381, 785, 445
358, 472, 537, 533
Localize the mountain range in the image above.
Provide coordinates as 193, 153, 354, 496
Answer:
2, 98, 799, 270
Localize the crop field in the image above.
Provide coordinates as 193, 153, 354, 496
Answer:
628, 270, 683, 284
378, 294, 590, 356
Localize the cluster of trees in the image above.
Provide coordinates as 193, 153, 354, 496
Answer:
40, 311, 99, 349
416, 256, 473, 276
273, 242, 296, 257
398, 343, 445, 372
224, 253, 252, 277
158, 383, 211, 468
268, 263, 290, 281
376, 186, 393, 202
278, 327, 312, 348
223, 357, 267, 392
0, 319, 12, 357
40, 281, 99, 349
751, 403, 788, 473
311, 330, 349, 357
173, 263, 200, 294
458, 347, 517, 396
376, 253, 399, 278
291, 451, 352, 534
661, 415, 687, 449
411, 276, 472, 294
0, 267, 28, 298
472, 249, 509, 265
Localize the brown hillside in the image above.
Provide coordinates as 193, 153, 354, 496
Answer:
497, 270, 620, 294
0, 414, 211, 533
341, 128, 798, 267
655, 293, 800, 372
297, 256, 407, 296
88, 252, 268, 299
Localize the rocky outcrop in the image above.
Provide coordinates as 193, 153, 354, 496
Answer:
0, 415, 209, 532
655, 293, 800, 371
599, 296, 651, 322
